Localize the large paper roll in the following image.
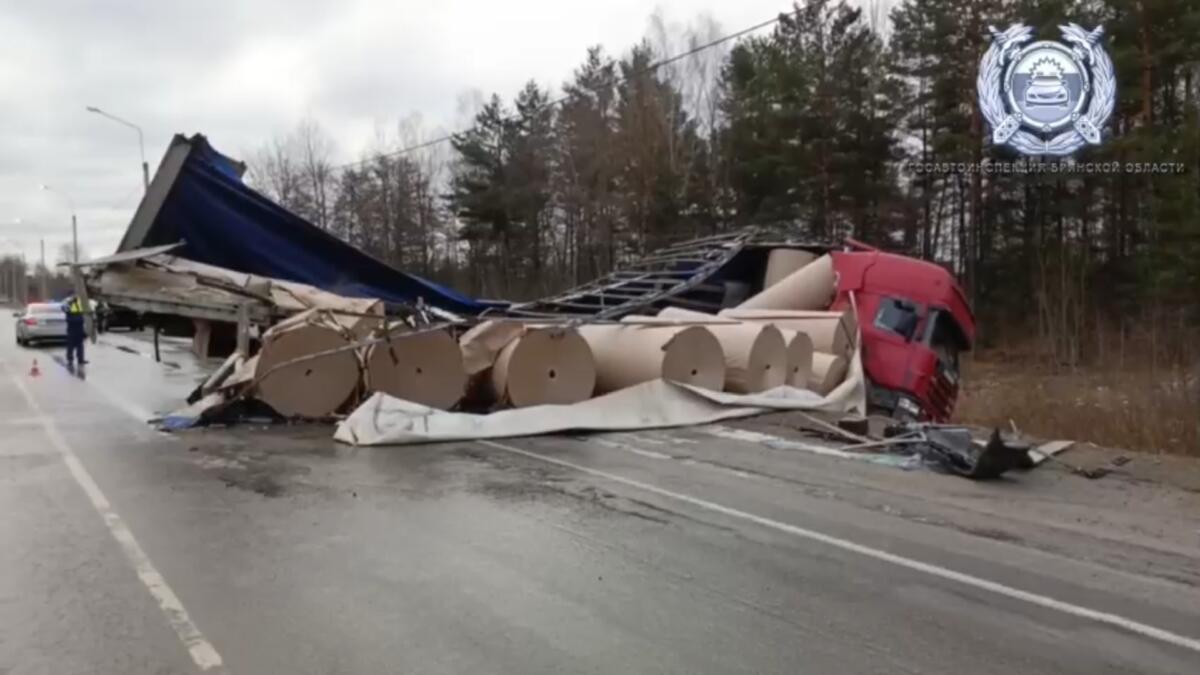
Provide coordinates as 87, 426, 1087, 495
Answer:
719, 309, 857, 357
490, 327, 596, 407
778, 329, 813, 389
763, 248, 819, 289
365, 329, 466, 410
577, 323, 724, 393
810, 352, 848, 395
459, 320, 526, 376
255, 322, 359, 417
340, 300, 385, 340
737, 253, 835, 311
655, 307, 787, 393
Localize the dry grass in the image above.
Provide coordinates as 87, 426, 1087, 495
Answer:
956, 353, 1200, 456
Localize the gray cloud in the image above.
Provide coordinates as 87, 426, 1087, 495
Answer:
1, 0, 797, 263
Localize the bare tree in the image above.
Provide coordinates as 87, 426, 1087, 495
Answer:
55, 242, 87, 266
648, 11, 726, 138
295, 118, 337, 230
248, 136, 304, 211
247, 118, 339, 230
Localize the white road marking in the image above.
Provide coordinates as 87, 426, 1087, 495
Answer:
86, 375, 158, 423
10, 372, 226, 672
479, 438, 1200, 655
595, 435, 768, 481
48, 352, 177, 441
624, 432, 668, 446
700, 424, 862, 459
588, 435, 672, 460
0, 415, 46, 428
678, 457, 755, 479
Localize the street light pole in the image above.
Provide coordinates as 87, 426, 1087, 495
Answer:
40, 184, 78, 263
39, 239, 47, 301
86, 106, 149, 191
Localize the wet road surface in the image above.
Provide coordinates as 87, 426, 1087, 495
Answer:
2, 315, 1199, 674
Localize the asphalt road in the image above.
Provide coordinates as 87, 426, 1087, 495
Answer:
2, 314, 1198, 674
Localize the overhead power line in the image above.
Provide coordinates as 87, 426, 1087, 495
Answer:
331, 8, 795, 171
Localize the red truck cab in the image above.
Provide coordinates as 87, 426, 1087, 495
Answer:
829, 241, 975, 421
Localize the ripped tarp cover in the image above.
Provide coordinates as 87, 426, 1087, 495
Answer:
334, 347, 867, 446
127, 134, 482, 315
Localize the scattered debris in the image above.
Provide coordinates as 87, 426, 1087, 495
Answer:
1027, 439, 1076, 466
835, 415, 871, 438
865, 424, 1033, 479
87, 155, 1060, 482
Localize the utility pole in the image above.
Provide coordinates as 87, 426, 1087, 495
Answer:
39, 239, 47, 301
40, 184, 79, 263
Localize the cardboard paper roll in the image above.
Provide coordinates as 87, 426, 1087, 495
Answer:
763, 248, 819, 289
737, 253, 835, 311
719, 309, 857, 357
578, 324, 724, 393
778, 329, 813, 389
810, 352, 848, 395
459, 320, 526, 376
655, 307, 787, 393
341, 300, 385, 340
255, 322, 359, 417
366, 329, 466, 410
491, 327, 596, 407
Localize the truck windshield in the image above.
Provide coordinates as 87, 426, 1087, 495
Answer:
923, 309, 965, 375
874, 297, 921, 340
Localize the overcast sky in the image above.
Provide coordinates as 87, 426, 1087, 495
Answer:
0, 0, 855, 266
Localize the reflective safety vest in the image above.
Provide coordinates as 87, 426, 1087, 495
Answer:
66, 298, 83, 315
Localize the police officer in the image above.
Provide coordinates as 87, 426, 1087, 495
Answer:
64, 296, 87, 367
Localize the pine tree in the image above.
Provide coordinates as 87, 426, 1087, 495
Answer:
720, 0, 900, 239
449, 95, 514, 295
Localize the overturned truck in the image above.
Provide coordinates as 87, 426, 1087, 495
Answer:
81, 133, 974, 431
500, 232, 975, 422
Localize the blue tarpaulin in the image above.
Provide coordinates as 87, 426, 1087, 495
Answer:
123, 134, 482, 315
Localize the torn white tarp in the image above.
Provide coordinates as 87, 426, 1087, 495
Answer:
333, 343, 866, 446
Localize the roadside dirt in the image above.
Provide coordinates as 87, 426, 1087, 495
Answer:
728, 411, 1200, 589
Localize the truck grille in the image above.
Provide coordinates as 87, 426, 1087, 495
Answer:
925, 368, 958, 421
